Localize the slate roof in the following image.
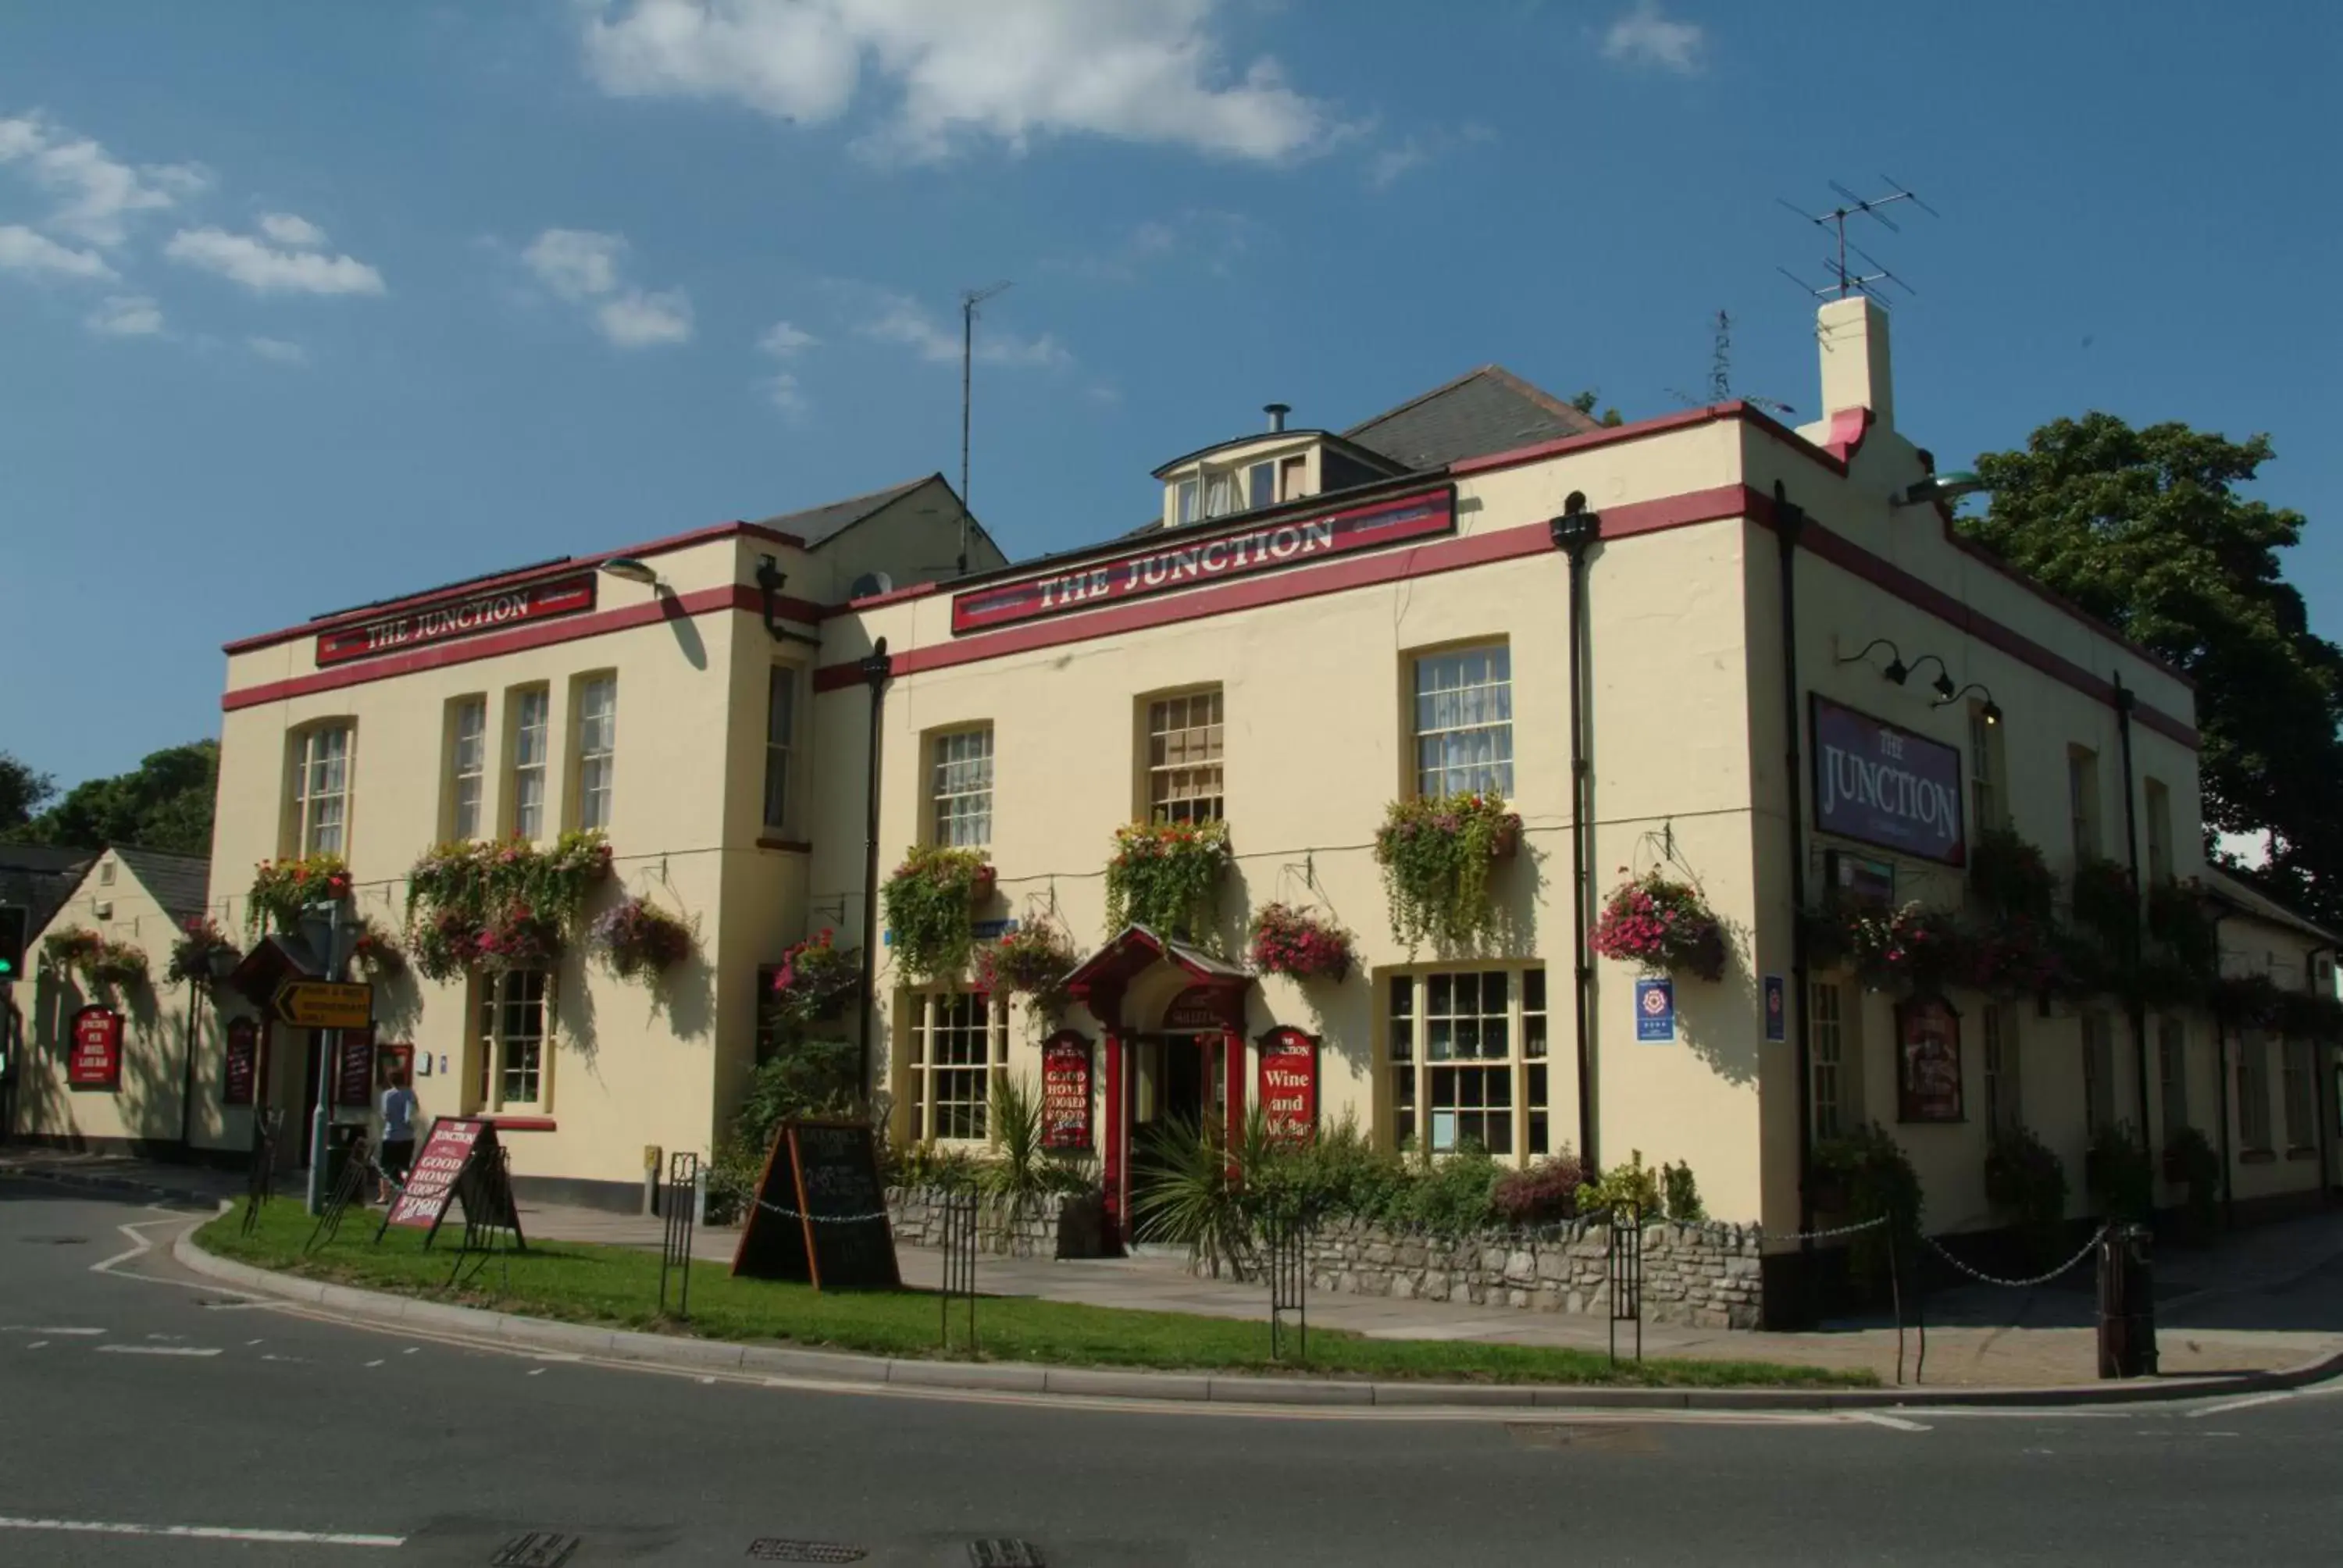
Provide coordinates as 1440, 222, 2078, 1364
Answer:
2202, 868, 2340, 946
114, 846, 212, 926
0, 842, 96, 938
1343, 364, 1600, 472
746, 474, 943, 548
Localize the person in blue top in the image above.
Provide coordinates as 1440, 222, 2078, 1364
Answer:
376, 1070, 417, 1204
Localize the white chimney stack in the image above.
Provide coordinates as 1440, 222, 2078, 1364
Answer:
1815, 294, 1893, 430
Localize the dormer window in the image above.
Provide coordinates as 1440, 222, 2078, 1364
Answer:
1174, 459, 1289, 528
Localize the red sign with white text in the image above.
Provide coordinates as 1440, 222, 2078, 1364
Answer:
950, 487, 1456, 635
1256, 1028, 1318, 1145
67, 1006, 123, 1090
383, 1117, 486, 1230
223, 1017, 258, 1107
335, 1025, 377, 1109
1041, 1032, 1093, 1151
315, 572, 598, 668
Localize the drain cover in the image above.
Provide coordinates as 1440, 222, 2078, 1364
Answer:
20, 1235, 91, 1245
745, 1541, 868, 1563
490, 1531, 580, 1566
968, 1541, 1046, 1567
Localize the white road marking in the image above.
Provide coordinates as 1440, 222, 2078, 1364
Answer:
2188, 1392, 2293, 1418
261, 1353, 311, 1364
98, 1345, 222, 1358
1850, 1412, 1931, 1431
89, 1213, 266, 1299
0, 1516, 403, 1548
402, 1346, 420, 1355
247, 1338, 266, 1346
527, 1367, 548, 1376
145, 1332, 187, 1342
526, 1351, 583, 1362
25, 1341, 48, 1350
0, 1326, 105, 1336
364, 1359, 384, 1368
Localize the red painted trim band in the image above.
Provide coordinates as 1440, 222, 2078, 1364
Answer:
222, 583, 811, 711
487, 1116, 557, 1132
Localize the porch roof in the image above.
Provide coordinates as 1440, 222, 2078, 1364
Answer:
1062, 924, 1250, 996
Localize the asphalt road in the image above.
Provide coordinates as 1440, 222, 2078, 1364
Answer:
4, 1179, 2341, 1566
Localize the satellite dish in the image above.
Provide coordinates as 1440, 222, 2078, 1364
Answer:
849, 571, 893, 600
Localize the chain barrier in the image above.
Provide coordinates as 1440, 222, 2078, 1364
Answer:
754, 1195, 892, 1226
1923, 1225, 2110, 1290
1770, 1214, 1888, 1244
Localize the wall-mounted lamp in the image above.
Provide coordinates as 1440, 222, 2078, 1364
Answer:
1837, 637, 1909, 685
754, 553, 790, 643
598, 554, 662, 586
1906, 653, 1958, 701
1893, 471, 1990, 508
1934, 682, 2002, 725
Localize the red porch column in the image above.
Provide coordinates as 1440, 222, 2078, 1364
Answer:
1102, 1028, 1126, 1243
1223, 1027, 1246, 1152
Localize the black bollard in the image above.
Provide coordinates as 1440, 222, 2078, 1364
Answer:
2096, 1224, 2159, 1379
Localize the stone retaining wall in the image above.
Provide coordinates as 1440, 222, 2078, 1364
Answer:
888, 1186, 1079, 1259
1293, 1215, 1765, 1329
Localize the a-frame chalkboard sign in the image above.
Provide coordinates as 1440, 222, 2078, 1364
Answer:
729, 1118, 900, 1291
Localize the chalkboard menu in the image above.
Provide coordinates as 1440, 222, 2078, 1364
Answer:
334, 1025, 377, 1109
223, 1017, 258, 1107
731, 1119, 900, 1292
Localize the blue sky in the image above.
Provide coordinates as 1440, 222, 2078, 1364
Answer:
4, 1, 2338, 791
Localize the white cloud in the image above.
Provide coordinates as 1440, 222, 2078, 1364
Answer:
0, 111, 207, 246
762, 369, 809, 417
580, 0, 1339, 163
1050, 208, 1261, 282
519, 227, 694, 348
854, 285, 1068, 367
165, 223, 386, 295
86, 294, 162, 335
758, 319, 818, 357
0, 222, 116, 280
1601, 1, 1706, 74
247, 336, 309, 365
256, 212, 326, 247
1367, 139, 1430, 191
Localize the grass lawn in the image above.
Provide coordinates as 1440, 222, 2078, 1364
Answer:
197, 1203, 1873, 1389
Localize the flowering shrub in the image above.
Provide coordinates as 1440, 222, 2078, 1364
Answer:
1591, 869, 1728, 982
349, 914, 407, 981
766, 927, 861, 1028
1247, 903, 1355, 982
246, 853, 351, 935
403, 831, 612, 978
972, 916, 1079, 1016
1489, 1153, 1592, 1225
1373, 792, 1521, 950
588, 897, 696, 986
882, 846, 993, 982
166, 916, 240, 985
1104, 819, 1232, 942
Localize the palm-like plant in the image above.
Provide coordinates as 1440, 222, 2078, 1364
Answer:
1130, 1107, 1285, 1280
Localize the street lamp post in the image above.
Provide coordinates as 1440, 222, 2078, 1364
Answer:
301, 900, 350, 1216
179, 943, 242, 1153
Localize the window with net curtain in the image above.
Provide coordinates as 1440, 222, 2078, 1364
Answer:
931, 728, 993, 849
510, 687, 551, 840
1413, 645, 1512, 797
293, 724, 352, 857
575, 675, 616, 832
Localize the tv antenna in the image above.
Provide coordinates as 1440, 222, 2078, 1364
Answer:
1776, 178, 1935, 307
1667, 309, 1797, 415
957, 280, 1013, 577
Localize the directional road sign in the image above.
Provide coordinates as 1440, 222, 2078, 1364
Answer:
273, 978, 373, 1031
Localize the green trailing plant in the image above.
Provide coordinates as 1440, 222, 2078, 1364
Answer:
246, 853, 351, 936
2162, 1124, 2223, 1241
43, 925, 103, 978
1983, 1124, 2070, 1268
1575, 1149, 1664, 1221
1373, 791, 1521, 950
1968, 829, 2059, 925
1813, 1122, 1924, 1286
972, 914, 1079, 1017
165, 916, 239, 985
1592, 868, 1728, 982
43, 926, 147, 994
881, 845, 991, 982
2085, 1121, 2155, 1222
1660, 1160, 1706, 1223
1103, 819, 1232, 942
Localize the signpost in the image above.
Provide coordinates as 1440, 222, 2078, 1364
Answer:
1040, 1031, 1093, 1151
731, 1119, 900, 1291
66, 1005, 123, 1090
273, 980, 374, 1031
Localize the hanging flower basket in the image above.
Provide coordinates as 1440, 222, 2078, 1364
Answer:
349, 914, 408, 982
1967, 828, 2058, 925
1373, 792, 1522, 950
42, 926, 104, 978
1104, 819, 1232, 942
474, 904, 562, 973
84, 939, 149, 994
768, 927, 862, 1027
410, 908, 484, 983
1960, 916, 2070, 1000
973, 915, 1079, 1017
1248, 903, 1355, 982
166, 916, 241, 986
588, 896, 697, 986
1841, 900, 1969, 995
1591, 868, 1728, 982
883, 846, 993, 982
247, 853, 352, 936
404, 832, 611, 978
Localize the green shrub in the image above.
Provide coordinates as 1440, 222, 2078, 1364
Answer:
1576, 1149, 1664, 1221
1661, 1160, 1706, 1223
1983, 1123, 2069, 1267
1813, 1123, 1924, 1286
2086, 1121, 2154, 1222
2163, 1124, 2222, 1239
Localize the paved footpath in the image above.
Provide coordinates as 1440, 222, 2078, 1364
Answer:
10, 1148, 2341, 1392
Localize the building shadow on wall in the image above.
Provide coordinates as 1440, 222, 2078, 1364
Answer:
659, 595, 708, 672
1674, 914, 1760, 1087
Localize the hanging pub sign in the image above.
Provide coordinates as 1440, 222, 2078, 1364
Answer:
1040, 1031, 1093, 1151
1255, 1027, 1319, 1145
1162, 985, 1237, 1032
334, 1025, 377, 1109
950, 486, 1457, 635
1811, 696, 1967, 866
223, 1017, 259, 1107
1896, 996, 1965, 1123
314, 570, 597, 668
66, 1005, 123, 1090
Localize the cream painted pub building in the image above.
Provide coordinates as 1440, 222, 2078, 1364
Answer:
34, 297, 2329, 1316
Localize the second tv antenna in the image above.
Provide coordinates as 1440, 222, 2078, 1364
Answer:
1777, 178, 1935, 306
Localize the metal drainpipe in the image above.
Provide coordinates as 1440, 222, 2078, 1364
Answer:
855, 637, 893, 1103
2306, 943, 2337, 1200
1549, 495, 1601, 1169
178, 976, 200, 1153
1773, 482, 1816, 1250
2114, 679, 2153, 1146
2212, 907, 2234, 1224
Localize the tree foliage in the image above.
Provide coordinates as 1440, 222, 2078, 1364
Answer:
17, 740, 219, 855
0, 752, 54, 832
1959, 414, 2343, 925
